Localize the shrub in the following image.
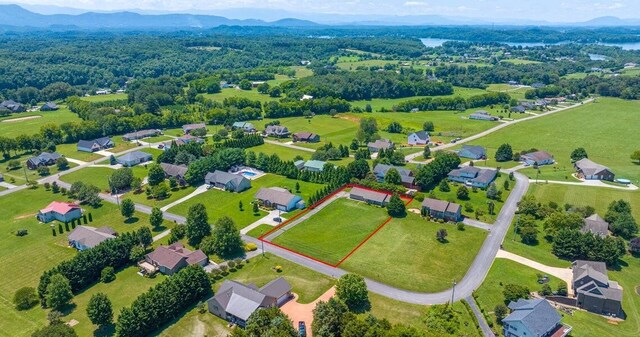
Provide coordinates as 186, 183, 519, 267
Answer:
274, 265, 283, 273
13, 287, 38, 310
15, 229, 28, 236
539, 284, 553, 296
464, 203, 474, 212
100, 266, 116, 283
245, 242, 258, 251
227, 260, 236, 270
557, 284, 568, 296
457, 223, 465, 231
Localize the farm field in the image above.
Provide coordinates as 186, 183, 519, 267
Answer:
203, 88, 279, 103
80, 93, 127, 102
341, 212, 487, 292
0, 106, 81, 138
168, 174, 325, 229
467, 98, 640, 180
271, 198, 392, 265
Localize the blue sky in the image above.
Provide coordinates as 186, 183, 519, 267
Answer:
7, 0, 639, 22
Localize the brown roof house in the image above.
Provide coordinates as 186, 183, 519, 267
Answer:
572, 260, 623, 317
422, 198, 462, 222
206, 277, 292, 327
160, 163, 188, 181
580, 214, 609, 237
255, 187, 303, 212
183, 123, 207, 135
264, 125, 290, 138
68, 226, 117, 251
143, 243, 208, 275
574, 158, 615, 181
349, 186, 392, 206
367, 139, 394, 153
292, 132, 320, 143
521, 151, 554, 166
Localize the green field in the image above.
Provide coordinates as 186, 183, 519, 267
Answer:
0, 151, 78, 185
203, 88, 279, 103
129, 185, 197, 208
501, 59, 542, 65
468, 98, 640, 180
168, 174, 325, 229
246, 223, 274, 238
349, 86, 489, 112
0, 107, 81, 138
80, 93, 128, 102
341, 212, 487, 292
61, 167, 123, 192
56, 139, 138, 162
272, 198, 391, 265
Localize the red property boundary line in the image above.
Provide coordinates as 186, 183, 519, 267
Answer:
259, 183, 414, 268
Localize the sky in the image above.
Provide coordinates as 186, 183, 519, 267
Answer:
5, 0, 640, 22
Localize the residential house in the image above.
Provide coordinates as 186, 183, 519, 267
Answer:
458, 145, 487, 160
572, 260, 623, 317
448, 166, 498, 189
77, 137, 114, 152
160, 163, 188, 182
510, 105, 526, 113
40, 102, 59, 111
508, 80, 519, 85
163, 135, 205, 150
300, 94, 314, 100
143, 243, 208, 276
294, 160, 327, 173
182, 123, 207, 135
68, 226, 117, 251
254, 187, 303, 211
264, 125, 290, 138
373, 164, 416, 188
116, 151, 152, 167
205, 170, 251, 192
407, 131, 430, 145
502, 298, 571, 337
521, 151, 555, 166
630, 237, 640, 253
0, 100, 26, 112
232, 122, 256, 132
349, 187, 391, 206
469, 110, 499, 121
292, 132, 320, 143
122, 129, 162, 141
531, 82, 546, 89
26, 152, 62, 170
207, 277, 292, 327
37, 201, 82, 223
421, 198, 462, 222
574, 158, 615, 181
580, 214, 609, 237
367, 139, 394, 153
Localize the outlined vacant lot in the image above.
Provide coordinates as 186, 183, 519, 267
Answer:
260, 185, 412, 267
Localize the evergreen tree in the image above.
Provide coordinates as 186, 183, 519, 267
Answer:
384, 168, 402, 185
149, 207, 164, 229
87, 292, 113, 327
120, 199, 135, 218
186, 203, 210, 246
386, 195, 406, 217
495, 143, 513, 162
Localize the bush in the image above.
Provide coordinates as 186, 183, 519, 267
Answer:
227, 261, 236, 270
539, 284, 553, 297
245, 242, 258, 251
15, 229, 28, 236
457, 222, 465, 231
100, 266, 116, 283
274, 265, 283, 273
557, 284, 568, 296
13, 287, 38, 310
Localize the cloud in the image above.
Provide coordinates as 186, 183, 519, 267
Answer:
404, 1, 428, 6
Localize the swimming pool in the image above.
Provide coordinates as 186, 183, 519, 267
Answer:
241, 171, 257, 177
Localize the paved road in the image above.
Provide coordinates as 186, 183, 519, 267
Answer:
462, 218, 493, 231
465, 296, 496, 337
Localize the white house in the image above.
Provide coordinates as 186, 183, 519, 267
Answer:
407, 131, 430, 145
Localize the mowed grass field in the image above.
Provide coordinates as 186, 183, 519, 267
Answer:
80, 93, 128, 102
468, 98, 640, 180
349, 86, 489, 112
272, 198, 391, 265
0, 106, 81, 138
341, 212, 487, 292
168, 174, 325, 229
203, 88, 279, 103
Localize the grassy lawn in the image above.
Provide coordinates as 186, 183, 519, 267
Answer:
0, 106, 81, 138
341, 212, 487, 292
468, 98, 640, 180
349, 86, 489, 112
203, 88, 279, 103
272, 198, 391, 265
61, 167, 119, 192
501, 59, 541, 65
246, 223, 274, 238
519, 166, 582, 182
80, 93, 128, 102
142, 135, 174, 143
56, 143, 105, 162
154, 309, 231, 337
250, 143, 313, 161
129, 185, 197, 208
0, 151, 78, 185
0, 187, 169, 336
168, 174, 325, 229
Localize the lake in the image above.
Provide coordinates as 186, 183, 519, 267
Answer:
420, 37, 640, 50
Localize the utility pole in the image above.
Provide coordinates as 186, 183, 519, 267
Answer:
451, 279, 457, 304
261, 240, 265, 257
512, 214, 520, 241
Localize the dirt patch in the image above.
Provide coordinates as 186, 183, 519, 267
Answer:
408, 208, 421, 214
1, 115, 42, 123
14, 212, 37, 220
337, 114, 360, 123
607, 320, 619, 325
635, 285, 640, 296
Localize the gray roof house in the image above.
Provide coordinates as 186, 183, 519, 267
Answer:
144, 243, 208, 276
26, 152, 62, 170
122, 129, 162, 141
373, 164, 415, 188
581, 214, 609, 237
367, 139, 394, 153
448, 166, 498, 189
77, 137, 114, 152
116, 151, 152, 167
572, 260, 623, 317
469, 110, 499, 121
232, 122, 256, 132
422, 198, 462, 222
502, 298, 571, 337
511, 105, 526, 113
68, 225, 117, 251
292, 132, 320, 143
521, 151, 554, 166
40, 102, 59, 111
160, 163, 188, 180
206, 277, 292, 327
407, 131, 430, 145
264, 125, 290, 138
574, 158, 615, 181
294, 160, 327, 173
458, 145, 487, 160
255, 187, 303, 211
183, 123, 207, 134
0, 100, 26, 112
349, 186, 391, 206
205, 170, 251, 192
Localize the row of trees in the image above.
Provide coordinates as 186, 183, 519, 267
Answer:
414, 152, 462, 190
263, 97, 351, 118
394, 92, 511, 112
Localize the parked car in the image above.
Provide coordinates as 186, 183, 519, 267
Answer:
298, 321, 307, 337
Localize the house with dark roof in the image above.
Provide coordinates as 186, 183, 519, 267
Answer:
580, 214, 609, 237
77, 137, 114, 152
407, 131, 430, 145
116, 151, 152, 167
502, 299, 571, 337
162, 135, 205, 150
40, 102, 59, 111
458, 145, 487, 160
37, 201, 82, 223
292, 132, 320, 143
160, 163, 188, 182
264, 125, 290, 138
143, 243, 208, 276
574, 158, 615, 181
511, 105, 526, 113
630, 237, 640, 253
122, 129, 162, 141
183, 123, 207, 135
367, 139, 394, 153
255, 187, 303, 211
68, 226, 117, 251
469, 110, 499, 121
206, 277, 292, 327
421, 198, 462, 222
521, 151, 554, 166
232, 122, 256, 132
448, 166, 497, 189
349, 187, 391, 206
572, 260, 623, 317
294, 160, 327, 173
373, 164, 416, 188
205, 170, 251, 192
0, 100, 26, 112
26, 152, 62, 170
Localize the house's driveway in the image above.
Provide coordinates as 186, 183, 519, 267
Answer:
240, 209, 286, 235
160, 184, 208, 212
496, 250, 574, 296
281, 287, 336, 337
